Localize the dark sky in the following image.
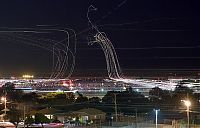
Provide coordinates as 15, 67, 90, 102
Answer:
0, 0, 200, 77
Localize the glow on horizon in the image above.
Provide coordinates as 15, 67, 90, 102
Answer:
22, 74, 34, 79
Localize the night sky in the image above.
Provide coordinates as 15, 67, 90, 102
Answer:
0, 0, 200, 77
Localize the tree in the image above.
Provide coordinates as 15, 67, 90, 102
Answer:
149, 87, 163, 103
5, 108, 22, 128
102, 91, 115, 103
35, 113, 50, 128
149, 87, 173, 106
25, 115, 34, 127
89, 97, 101, 103
2, 82, 15, 94
55, 93, 66, 99
75, 92, 88, 103
0, 82, 24, 102
172, 85, 195, 105
149, 87, 163, 98
21, 92, 38, 103
66, 92, 75, 103
174, 85, 193, 95
76, 96, 88, 103
102, 89, 147, 104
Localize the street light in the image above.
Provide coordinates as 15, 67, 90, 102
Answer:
1, 97, 7, 115
154, 109, 160, 128
182, 100, 191, 128
1, 97, 7, 122
111, 116, 113, 126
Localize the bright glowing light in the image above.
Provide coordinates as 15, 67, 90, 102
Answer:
22, 75, 34, 79
123, 87, 126, 90
56, 89, 62, 92
62, 80, 73, 86
182, 100, 191, 107
62, 81, 69, 86
69, 86, 73, 90
1, 97, 6, 102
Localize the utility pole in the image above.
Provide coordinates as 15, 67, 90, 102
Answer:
23, 105, 26, 128
4, 92, 7, 116
4, 97, 6, 115
1, 96, 7, 119
114, 93, 118, 122
135, 108, 137, 128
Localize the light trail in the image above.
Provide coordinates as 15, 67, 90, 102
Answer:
0, 27, 77, 79
87, 5, 122, 79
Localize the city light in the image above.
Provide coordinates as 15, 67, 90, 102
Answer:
22, 75, 34, 79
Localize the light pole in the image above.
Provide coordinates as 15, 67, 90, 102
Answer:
135, 108, 137, 128
111, 116, 113, 126
182, 100, 191, 128
1, 97, 7, 115
24, 105, 26, 128
1, 97, 7, 122
154, 109, 160, 128
114, 93, 117, 122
